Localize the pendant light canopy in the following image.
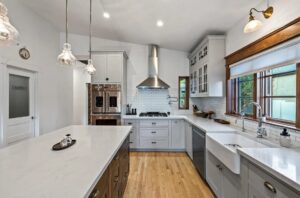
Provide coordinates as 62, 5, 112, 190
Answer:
58, 0, 76, 65
85, 0, 96, 74
0, 2, 19, 47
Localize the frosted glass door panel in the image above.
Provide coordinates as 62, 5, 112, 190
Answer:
9, 74, 30, 119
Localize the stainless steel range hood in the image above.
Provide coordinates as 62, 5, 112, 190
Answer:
137, 45, 170, 89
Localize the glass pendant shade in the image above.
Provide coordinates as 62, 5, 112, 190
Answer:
244, 16, 263, 33
86, 59, 96, 74
57, 43, 76, 65
0, 3, 19, 46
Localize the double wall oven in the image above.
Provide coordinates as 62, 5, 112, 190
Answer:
89, 84, 121, 125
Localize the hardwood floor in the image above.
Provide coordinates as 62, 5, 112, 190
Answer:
123, 152, 214, 198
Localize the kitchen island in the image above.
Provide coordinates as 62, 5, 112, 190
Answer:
0, 125, 131, 198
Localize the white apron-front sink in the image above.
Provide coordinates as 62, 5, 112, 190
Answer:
206, 133, 268, 174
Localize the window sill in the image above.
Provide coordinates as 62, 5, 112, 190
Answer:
225, 113, 300, 132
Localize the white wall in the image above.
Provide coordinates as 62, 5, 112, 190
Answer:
226, 0, 300, 55
65, 33, 192, 115
0, 0, 74, 142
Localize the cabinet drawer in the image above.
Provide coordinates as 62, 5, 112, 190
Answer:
140, 138, 169, 149
89, 168, 109, 198
124, 120, 138, 128
248, 163, 299, 198
140, 128, 169, 138
140, 120, 169, 128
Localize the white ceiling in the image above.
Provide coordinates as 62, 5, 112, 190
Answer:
21, 0, 262, 52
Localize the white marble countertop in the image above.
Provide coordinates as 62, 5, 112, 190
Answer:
0, 125, 131, 198
122, 114, 236, 133
238, 147, 300, 191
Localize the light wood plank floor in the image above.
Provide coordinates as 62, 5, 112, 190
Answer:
123, 152, 214, 198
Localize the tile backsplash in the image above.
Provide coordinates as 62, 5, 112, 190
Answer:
192, 97, 226, 118
127, 88, 192, 114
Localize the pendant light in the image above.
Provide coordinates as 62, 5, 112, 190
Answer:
244, 0, 273, 33
85, 0, 96, 74
58, 0, 76, 65
0, 2, 19, 47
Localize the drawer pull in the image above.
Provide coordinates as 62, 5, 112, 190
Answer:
264, 181, 276, 193
129, 141, 133, 144
114, 176, 119, 183
151, 131, 156, 134
130, 131, 133, 134
152, 122, 156, 125
151, 142, 157, 144
128, 122, 132, 125
216, 164, 222, 171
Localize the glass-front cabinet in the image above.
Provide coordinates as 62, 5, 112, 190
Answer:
188, 35, 225, 97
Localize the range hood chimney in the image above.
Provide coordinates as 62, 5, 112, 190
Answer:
137, 45, 170, 89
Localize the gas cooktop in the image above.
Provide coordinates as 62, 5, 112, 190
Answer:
139, 112, 168, 117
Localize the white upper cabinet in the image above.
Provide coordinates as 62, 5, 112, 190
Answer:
189, 35, 225, 97
91, 52, 127, 83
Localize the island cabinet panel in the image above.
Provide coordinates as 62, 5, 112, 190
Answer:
89, 136, 129, 198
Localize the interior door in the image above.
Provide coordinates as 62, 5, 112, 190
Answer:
7, 68, 35, 144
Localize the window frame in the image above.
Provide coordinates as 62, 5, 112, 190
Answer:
226, 63, 300, 128
178, 76, 190, 110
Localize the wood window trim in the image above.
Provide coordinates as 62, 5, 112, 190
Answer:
225, 17, 300, 129
178, 76, 190, 110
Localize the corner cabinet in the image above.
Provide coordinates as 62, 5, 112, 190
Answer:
91, 52, 128, 83
189, 35, 225, 97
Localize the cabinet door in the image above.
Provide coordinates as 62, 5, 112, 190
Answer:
106, 54, 122, 83
171, 120, 185, 149
92, 54, 107, 83
221, 165, 241, 198
185, 122, 193, 159
206, 151, 222, 197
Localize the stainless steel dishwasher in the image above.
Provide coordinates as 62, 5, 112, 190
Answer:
192, 126, 206, 179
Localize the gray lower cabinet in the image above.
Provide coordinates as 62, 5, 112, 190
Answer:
170, 120, 185, 150
123, 120, 139, 149
185, 122, 193, 159
247, 161, 300, 198
206, 151, 244, 198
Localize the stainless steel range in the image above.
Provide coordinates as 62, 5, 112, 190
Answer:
139, 112, 168, 117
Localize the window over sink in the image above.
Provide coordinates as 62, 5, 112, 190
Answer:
228, 63, 298, 125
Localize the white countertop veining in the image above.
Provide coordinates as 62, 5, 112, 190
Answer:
122, 114, 236, 132
0, 125, 131, 198
238, 147, 300, 191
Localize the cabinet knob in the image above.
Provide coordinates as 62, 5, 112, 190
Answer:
151, 142, 157, 144
264, 181, 276, 193
151, 131, 156, 134
106, 77, 109, 81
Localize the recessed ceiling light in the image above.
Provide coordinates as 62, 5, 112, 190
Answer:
103, 12, 110, 19
156, 20, 164, 27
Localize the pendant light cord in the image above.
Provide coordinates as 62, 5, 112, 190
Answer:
89, 0, 92, 59
66, 0, 69, 43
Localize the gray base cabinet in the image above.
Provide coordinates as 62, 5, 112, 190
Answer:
206, 151, 245, 198
247, 161, 300, 198
123, 119, 185, 151
185, 122, 193, 159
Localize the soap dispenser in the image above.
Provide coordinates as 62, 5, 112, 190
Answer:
279, 128, 292, 148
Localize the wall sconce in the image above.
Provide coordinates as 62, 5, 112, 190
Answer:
244, 1, 274, 33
